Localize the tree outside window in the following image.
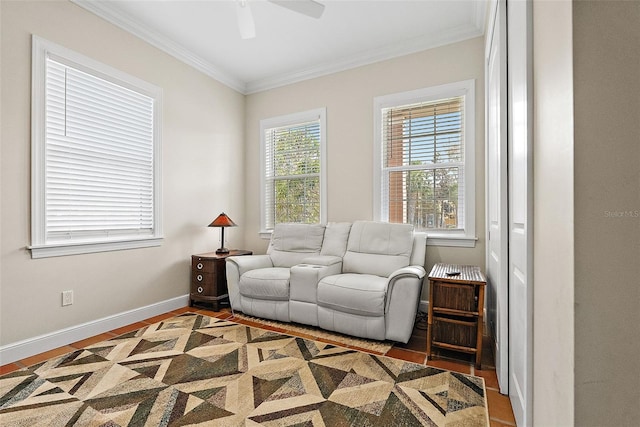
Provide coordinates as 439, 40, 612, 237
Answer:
272, 125, 320, 224
261, 108, 326, 234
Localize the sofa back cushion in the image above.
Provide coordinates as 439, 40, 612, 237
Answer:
268, 223, 326, 267
320, 222, 352, 257
343, 221, 414, 277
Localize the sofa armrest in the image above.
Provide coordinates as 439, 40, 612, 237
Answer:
291, 262, 342, 298
384, 265, 426, 343
290, 259, 343, 326
388, 265, 426, 281
227, 254, 273, 276
290, 261, 342, 304
300, 255, 343, 267
226, 255, 273, 310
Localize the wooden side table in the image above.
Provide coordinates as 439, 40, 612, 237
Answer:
190, 250, 252, 310
426, 263, 487, 369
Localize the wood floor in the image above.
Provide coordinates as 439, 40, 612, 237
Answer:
0, 306, 516, 426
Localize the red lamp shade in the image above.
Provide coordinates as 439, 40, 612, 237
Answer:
208, 213, 237, 254
208, 212, 237, 228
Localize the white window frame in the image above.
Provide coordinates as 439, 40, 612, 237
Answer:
259, 108, 327, 238
30, 36, 163, 258
373, 80, 476, 247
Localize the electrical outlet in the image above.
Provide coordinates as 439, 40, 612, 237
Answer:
62, 290, 73, 306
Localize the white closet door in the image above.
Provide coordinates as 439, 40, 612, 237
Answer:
507, 0, 533, 425
485, 0, 508, 395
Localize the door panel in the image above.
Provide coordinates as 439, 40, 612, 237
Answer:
485, 0, 509, 394
507, 0, 533, 425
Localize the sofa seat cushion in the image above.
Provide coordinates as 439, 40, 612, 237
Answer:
239, 267, 290, 301
317, 274, 387, 317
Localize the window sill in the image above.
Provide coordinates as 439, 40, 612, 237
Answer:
259, 231, 273, 240
28, 237, 163, 259
425, 234, 477, 248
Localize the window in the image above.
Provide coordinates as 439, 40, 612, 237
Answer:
374, 80, 476, 247
260, 108, 326, 236
30, 36, 162, 258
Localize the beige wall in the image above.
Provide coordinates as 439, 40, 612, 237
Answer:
0, 1, 245, 345
244, 37, 486, 297
532, 1, 575, 424
573, 1, 640, 425
0, 2, 484, 355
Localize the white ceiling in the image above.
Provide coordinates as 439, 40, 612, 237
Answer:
72, 0, 487, 94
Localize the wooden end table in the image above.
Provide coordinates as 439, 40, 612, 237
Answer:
426, 263, 487, 369
190, 249, 252, 310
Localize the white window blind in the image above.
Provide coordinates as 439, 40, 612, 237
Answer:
381, 96, 465, 231
374, 80, 476, 247
45, 58, 155, 239
31, 36, 162, 258
260, 108, 326, 234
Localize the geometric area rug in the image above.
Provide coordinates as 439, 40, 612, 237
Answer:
0, 313, 489, 426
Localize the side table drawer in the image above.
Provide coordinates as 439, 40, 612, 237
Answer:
191, 271, 214, 294
432, 281, 477, 312
192, 270, 214, 284
432, 315, 478, 349
192, 257, 216, 273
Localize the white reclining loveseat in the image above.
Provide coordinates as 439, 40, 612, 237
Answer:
226, 220, 426, 343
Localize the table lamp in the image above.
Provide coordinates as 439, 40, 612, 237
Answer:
208, 212, 237, 254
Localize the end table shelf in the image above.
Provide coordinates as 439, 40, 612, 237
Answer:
426, 263, 487, 369
190, 249, 252, 310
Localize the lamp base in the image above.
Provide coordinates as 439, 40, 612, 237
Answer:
215, 247, 230, 254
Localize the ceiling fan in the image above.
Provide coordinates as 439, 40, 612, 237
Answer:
237, 0, 325, 39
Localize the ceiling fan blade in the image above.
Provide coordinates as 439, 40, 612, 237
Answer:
236, 0, 256, 39
269, 0, 325, 19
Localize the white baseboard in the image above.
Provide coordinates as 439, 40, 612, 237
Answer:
0, 294, 190, 366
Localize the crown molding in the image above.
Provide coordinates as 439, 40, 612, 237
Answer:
70, 0, 247, 94
71, 0, 486, 96
245, 24, 484, 94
